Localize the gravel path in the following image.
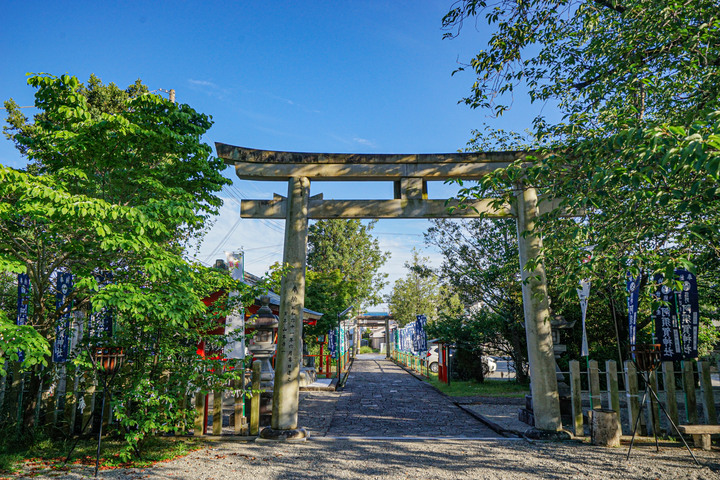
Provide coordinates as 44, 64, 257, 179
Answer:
24, 437, 720, 479
17, 354, 720, 479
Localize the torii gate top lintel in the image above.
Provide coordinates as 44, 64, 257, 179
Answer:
215, 142, 530, 182
214, 143, 558, 219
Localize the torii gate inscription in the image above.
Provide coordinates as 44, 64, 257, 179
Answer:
217, 143, 565, 439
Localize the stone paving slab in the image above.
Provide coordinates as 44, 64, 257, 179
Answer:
300, 354, 496, 438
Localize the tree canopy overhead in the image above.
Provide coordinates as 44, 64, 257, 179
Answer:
443, 0, 720, 306
4, 73, 229, 243
443, 0, 719, 124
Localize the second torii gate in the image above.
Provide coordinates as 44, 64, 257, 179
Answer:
216, 143, 565, 440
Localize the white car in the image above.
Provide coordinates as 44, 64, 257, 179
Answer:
425, 345, 497, 376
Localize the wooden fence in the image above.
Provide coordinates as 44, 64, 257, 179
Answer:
0, 352, 353, 439
567, 359, 719, 436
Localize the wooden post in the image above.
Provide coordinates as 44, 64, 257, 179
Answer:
590, 409, 621, 447
10, 363, 24, 437
682, 360, 698, 424
53, 364, 67, 426
193, 392, 205, 436
319, 341, 324, 374
212, 390, 223, 435
698, 361, 717, 425
234, 378, 245, 435
648, 371, 661, 435
661, 361, 679, 428
589, 360, 602, 409
68, 372, 80, 434
570, 360, 583, 436
625, 361, 643, 435
605, 360, 621, 432
175, 393, 187, 436
250, 361, 261, 436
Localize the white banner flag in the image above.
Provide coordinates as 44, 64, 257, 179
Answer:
224, 251, 246, 359
577, 279, 591, 357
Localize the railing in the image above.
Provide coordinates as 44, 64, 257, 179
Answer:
390, 350, 429, 378
303, 351, 351, 378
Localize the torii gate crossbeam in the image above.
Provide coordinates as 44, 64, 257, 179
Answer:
217, 143, 564, 439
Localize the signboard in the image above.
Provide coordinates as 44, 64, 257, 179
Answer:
224, 251, 246, 359
654, 270, 698, 360
17, 273, 30, 362
627, 272, 641, 348
53, 272, 73, 363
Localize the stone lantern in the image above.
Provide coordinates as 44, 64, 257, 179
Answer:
247, 295, 278, 425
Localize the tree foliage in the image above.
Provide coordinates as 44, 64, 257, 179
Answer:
443, 0, 720, 356
386, 249, 463, 327
425, 219, 529, 381
305, 219, 389, 333
0, 73, 251, 457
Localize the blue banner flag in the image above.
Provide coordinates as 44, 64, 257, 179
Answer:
652, 270, 699, 361
17, 274, 30, 362
53, 272, 73, 363
653, 273, 681, 361
415, 315, 427, 353
627, 272, 641, 348
328, 329, 337, 356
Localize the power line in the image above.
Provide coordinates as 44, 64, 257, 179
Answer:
204, 217, 242, 263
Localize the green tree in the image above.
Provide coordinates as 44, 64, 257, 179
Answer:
386, 249, 462, 327
443, 1, 720, 355
305, 219, 389, 333
425, 218, 529, 381
0, 73, 247, 455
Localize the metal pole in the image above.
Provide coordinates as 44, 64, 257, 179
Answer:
336, 324, 341, 382
94, 374, 107, 477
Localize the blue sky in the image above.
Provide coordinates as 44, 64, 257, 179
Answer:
1, 1, 556, 309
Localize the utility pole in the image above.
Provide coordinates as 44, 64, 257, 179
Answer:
158, 88, 176, 103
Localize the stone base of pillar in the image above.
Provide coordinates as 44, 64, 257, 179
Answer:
299, 367, 317, 387
523, 427, 571, 441
257, 426, 309, 442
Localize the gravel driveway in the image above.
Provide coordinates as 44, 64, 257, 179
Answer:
24, 437, 720, 479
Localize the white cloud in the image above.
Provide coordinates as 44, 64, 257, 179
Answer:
186, 78, 231, 100
353, 137, 376, 148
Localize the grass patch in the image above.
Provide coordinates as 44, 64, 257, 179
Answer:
427, 375, 529, 397
0, 435, 204, 476
358, 346, 378, 354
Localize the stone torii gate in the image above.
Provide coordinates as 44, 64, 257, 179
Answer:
217, 143, 565, 439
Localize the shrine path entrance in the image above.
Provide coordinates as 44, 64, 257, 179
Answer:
298, 354, 497, 438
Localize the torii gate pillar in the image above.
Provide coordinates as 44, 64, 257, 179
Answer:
259, 176, 310, 441
515, 183, 562, 434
